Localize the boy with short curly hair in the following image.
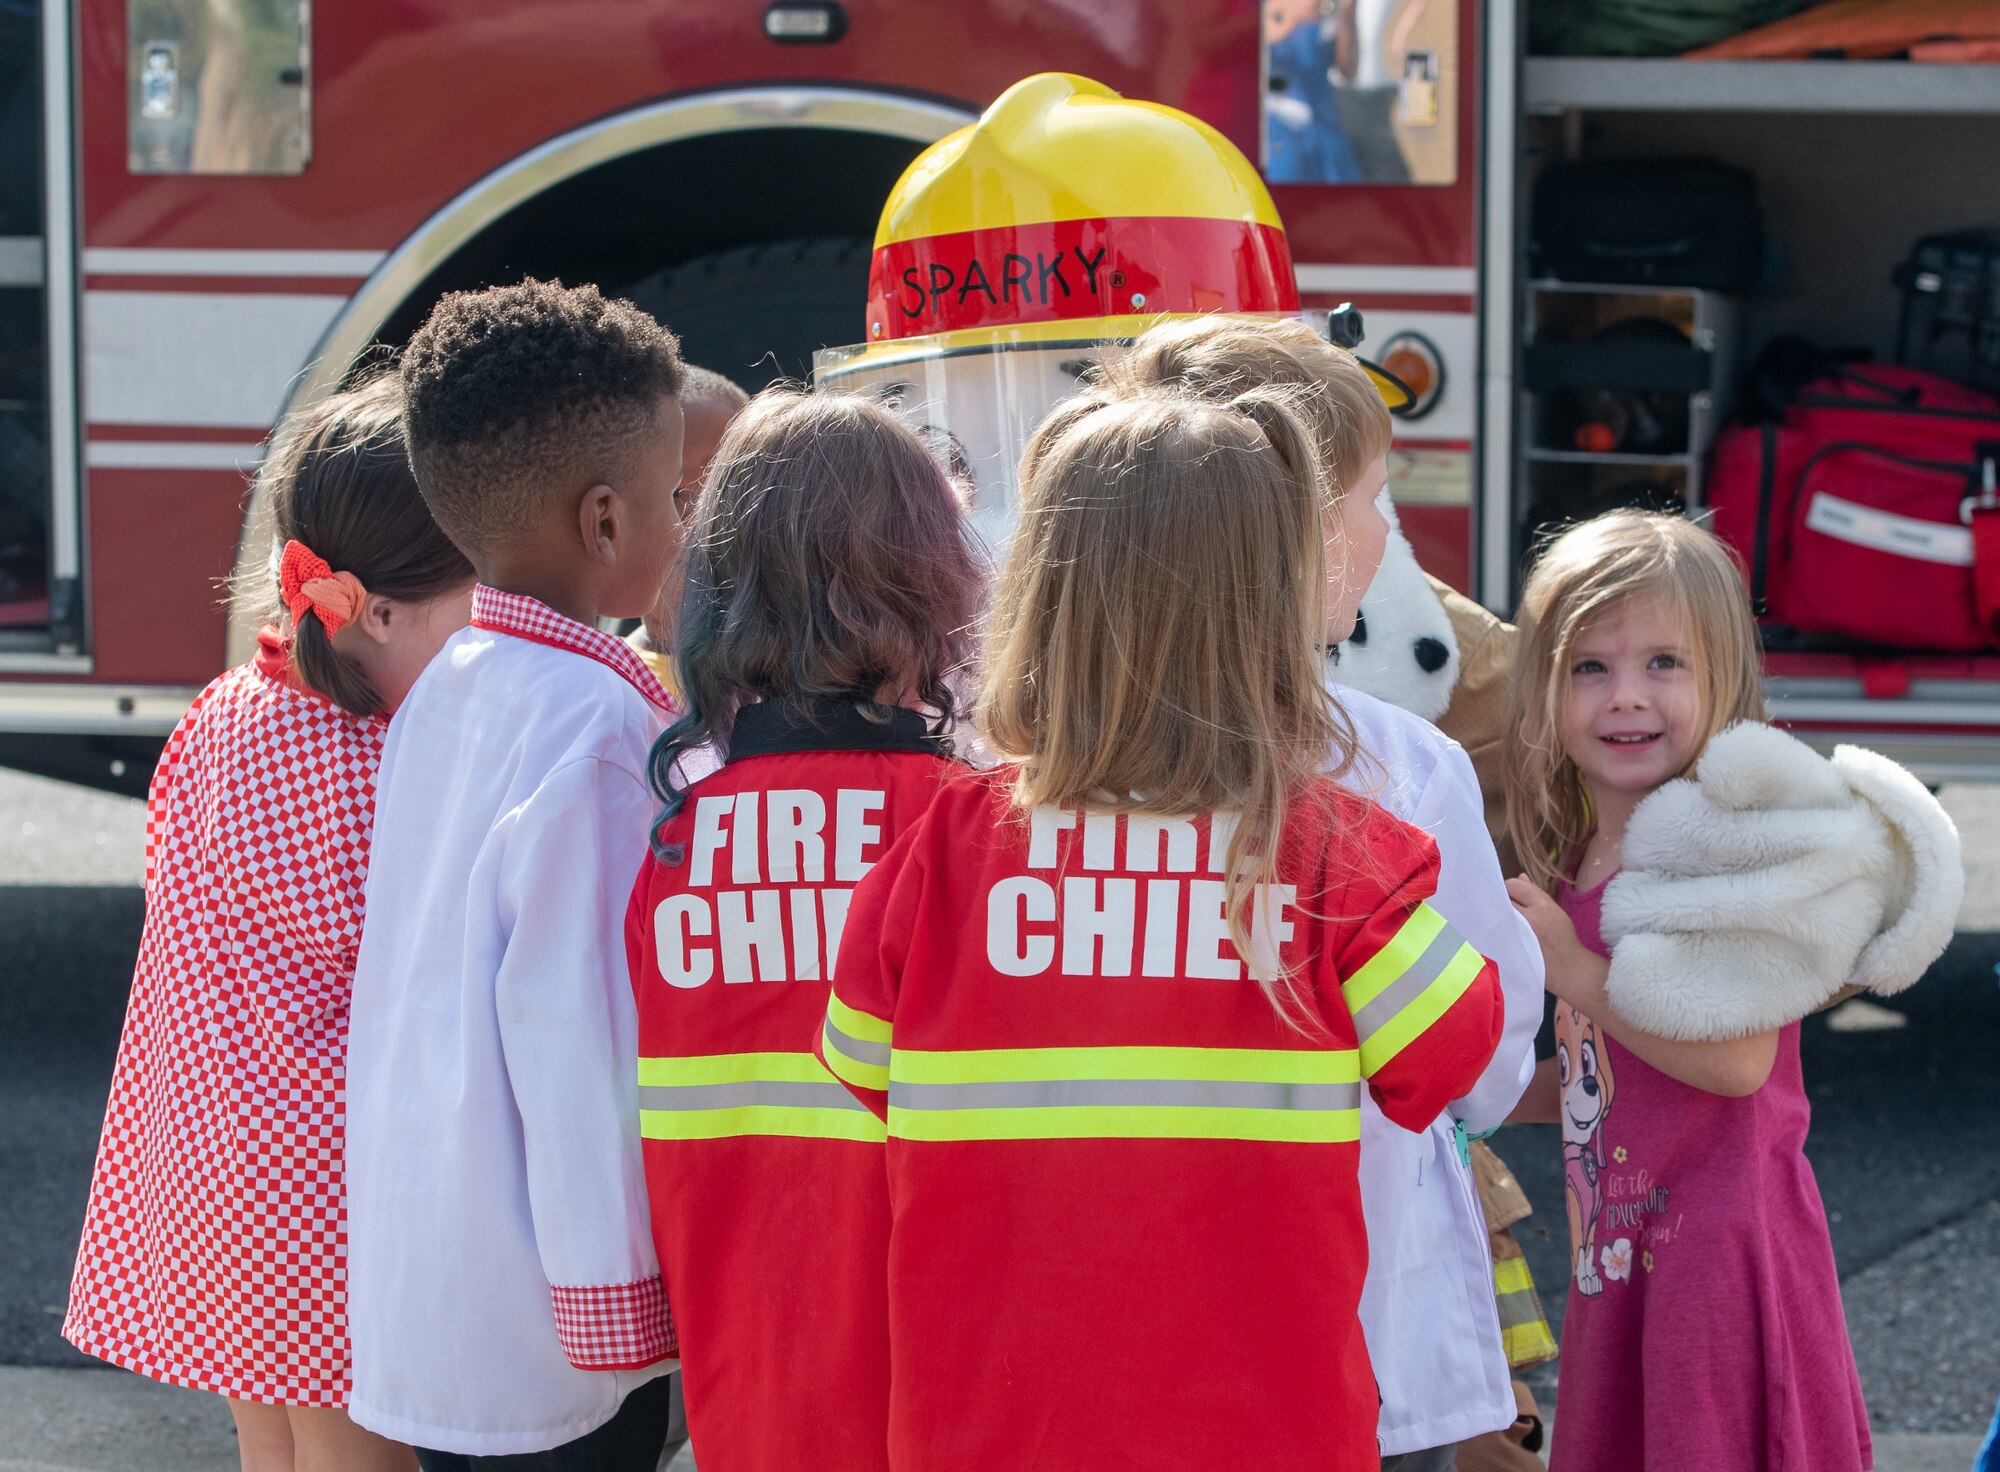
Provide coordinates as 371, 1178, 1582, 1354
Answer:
344, 278, 687, 1469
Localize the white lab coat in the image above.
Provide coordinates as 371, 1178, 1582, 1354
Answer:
1334, 686, 1545, 1455
344, 618, 674, 1454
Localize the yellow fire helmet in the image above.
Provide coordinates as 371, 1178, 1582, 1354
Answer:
816, 73, 1409, 552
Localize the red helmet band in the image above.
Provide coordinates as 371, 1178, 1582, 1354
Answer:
866, 216, 1300, 343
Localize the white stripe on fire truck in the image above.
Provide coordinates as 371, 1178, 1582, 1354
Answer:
82, 248, 387, 278
86, 440, 266, 470
84, 291, 347, 430
1293, 264, 1477, 295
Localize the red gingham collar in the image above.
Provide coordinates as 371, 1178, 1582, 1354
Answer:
469, 585, 680, 715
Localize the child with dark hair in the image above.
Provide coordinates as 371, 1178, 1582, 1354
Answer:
627, 388, 983, 1472
64, 373, 471, 1472
625, 363, 750, 696
343, 279, 688, 1469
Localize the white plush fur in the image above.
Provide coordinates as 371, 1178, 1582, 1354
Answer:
1832, 743, 1965, 994
1601, 722, 1962, 1041
1327, 492, 1459, 722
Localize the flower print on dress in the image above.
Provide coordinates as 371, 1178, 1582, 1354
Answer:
1601, 1237, 1634, 1284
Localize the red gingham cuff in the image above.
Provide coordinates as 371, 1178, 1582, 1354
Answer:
549, 1277, 676, 1370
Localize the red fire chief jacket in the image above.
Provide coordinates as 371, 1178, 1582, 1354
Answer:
627, 700, 958, 1472
817, 769, 1504, 1472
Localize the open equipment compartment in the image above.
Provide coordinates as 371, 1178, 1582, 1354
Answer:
1497, 42, 2000, 778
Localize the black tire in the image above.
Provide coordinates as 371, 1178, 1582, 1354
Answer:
620, 236, 872, 392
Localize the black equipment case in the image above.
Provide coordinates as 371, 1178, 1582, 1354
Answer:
1533, 156, 1764, 293
1894, 230, 2000, 394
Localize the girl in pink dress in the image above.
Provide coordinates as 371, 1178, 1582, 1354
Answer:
63, 375, 474, 1472
1500, 510, 1872, 1472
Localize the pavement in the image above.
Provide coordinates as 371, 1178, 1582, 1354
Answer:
2, 766, 1996, 1469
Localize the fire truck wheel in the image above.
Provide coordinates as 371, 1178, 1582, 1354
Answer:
620, 236, 871, 392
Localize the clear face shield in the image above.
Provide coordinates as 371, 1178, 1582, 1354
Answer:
813, 330, 1103, 560
813, 310, 1409, 562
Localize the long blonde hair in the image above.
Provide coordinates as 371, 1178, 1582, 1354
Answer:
1097, 314, 1393, 506
979, 384, 1357, 1018
1504, 510, 1766, 892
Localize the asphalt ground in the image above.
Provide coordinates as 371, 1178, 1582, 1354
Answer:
2, 767, 1997, 1466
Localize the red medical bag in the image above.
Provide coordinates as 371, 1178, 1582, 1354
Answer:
1707, 357, 2000, 650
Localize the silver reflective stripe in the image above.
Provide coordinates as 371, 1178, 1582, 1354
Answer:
1352, 924, 1465, 1043
887, 1078, 1363, 1112
823, 1016, 890, 1068
639, 1081, 870, 1112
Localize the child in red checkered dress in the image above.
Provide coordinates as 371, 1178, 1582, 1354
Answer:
63, 373, 475, 1472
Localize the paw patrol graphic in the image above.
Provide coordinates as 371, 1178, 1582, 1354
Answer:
1557, 1003, 1617, 1296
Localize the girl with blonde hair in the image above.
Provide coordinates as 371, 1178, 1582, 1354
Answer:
1103, 312, 1544, 1471
816, 382, 1502, 1470
1503, 509, 1871, 1472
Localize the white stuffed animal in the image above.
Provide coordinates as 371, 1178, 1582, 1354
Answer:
1602, 721, 1963, 1041
1328, 491, 1460, 722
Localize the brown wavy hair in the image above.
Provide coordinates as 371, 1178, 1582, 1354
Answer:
979, 384, 1358, 1023
1504, 509, 1766, 893
244, 372, 472, 716
650, 388, 985, 811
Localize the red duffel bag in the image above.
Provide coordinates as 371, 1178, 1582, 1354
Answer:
1707, 353, 2000, 650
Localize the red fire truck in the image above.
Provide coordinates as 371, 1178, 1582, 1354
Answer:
4, 0, 1997, 789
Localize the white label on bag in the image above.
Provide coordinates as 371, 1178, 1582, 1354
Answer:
1804, 492, 1973, 567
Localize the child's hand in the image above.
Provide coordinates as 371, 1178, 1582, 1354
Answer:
1505, 876, 1591, 1003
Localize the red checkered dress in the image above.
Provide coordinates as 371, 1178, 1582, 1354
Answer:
64, 630, 386, 1406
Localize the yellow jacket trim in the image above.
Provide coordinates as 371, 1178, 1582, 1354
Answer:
1357, 942, 1485, 1076
1341, 904, 1449, 1014
640, 1104, 886, 1144
1501, 1320, 1559, 1366
1494, 1254, 1537, 1296
890, 1043, 1359, 1087
821, 1019, 889, 1094
826, 993, 892, 1045
636, 1052, 885, 1142
887, 1101, 1361, 1145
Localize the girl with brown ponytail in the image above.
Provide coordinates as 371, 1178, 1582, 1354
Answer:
64, 372, 471, 1472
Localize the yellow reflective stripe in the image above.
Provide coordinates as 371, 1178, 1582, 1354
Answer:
1494, 1255, 1536, 1296
1341, 904, 1448, 1013
641, 1105, 886, 1143
637, 1052, 831, 1088
887, 1103, 1361, 1144
637, 1052, 884, 1142
890, 1044, 1359, 1087
1501, 1320, 1558, 1365
1358, 942, 1485, 1075
827, 993, 892, 1045
884, 1050, 1364, 1143
821, 1019, 889, 1093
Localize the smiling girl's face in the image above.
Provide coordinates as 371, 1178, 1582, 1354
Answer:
1559, 592, 1703, 808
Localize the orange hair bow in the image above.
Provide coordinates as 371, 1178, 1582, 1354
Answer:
278, 539, 368, 638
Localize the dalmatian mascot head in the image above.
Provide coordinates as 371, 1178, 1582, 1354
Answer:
1329, 490, 1460, 721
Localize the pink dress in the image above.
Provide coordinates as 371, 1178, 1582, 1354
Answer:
1549, 877, 1872, 1472
63, 631, 384, 1405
